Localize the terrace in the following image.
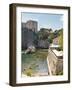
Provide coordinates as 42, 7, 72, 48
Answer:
47, 44, 63, 75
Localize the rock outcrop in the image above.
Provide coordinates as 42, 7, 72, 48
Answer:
24, 45, 36, 54
38, 39, 49, 48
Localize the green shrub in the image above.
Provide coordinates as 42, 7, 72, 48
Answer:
25, 69, 32, 76
56, 71, 63, 75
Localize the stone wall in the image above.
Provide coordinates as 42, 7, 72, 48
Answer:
47, 49, 63, 75
26, 20, 37, 33
21, 28, 36, 49
22, 20, 38, 33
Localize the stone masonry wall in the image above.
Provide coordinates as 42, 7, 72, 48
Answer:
47, 49, 63, 75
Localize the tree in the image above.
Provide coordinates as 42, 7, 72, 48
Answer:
38, 29, 49, 40
48, 37, 53, 43
58, 29, 63, 50
38, 28, 53, 40
53, 30, 59, 38
48, 33, 54, 43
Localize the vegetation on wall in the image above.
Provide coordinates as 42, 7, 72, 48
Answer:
58, 29, 63, 50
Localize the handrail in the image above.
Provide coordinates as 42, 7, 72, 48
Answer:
49, 49, 63, 59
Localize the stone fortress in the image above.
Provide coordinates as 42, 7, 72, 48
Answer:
21, 20, 38, 49
21, 20, 49, 49
22, 20, 38, 33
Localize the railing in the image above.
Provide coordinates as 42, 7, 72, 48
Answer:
50, 49, 63, 59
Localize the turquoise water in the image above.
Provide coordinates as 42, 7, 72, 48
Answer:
21, 49, 48, 77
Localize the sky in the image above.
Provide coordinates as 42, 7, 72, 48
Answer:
21, 12, 63, 31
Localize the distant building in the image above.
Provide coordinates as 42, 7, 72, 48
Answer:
53, 37, 59, 45
22, 20, 38, 32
